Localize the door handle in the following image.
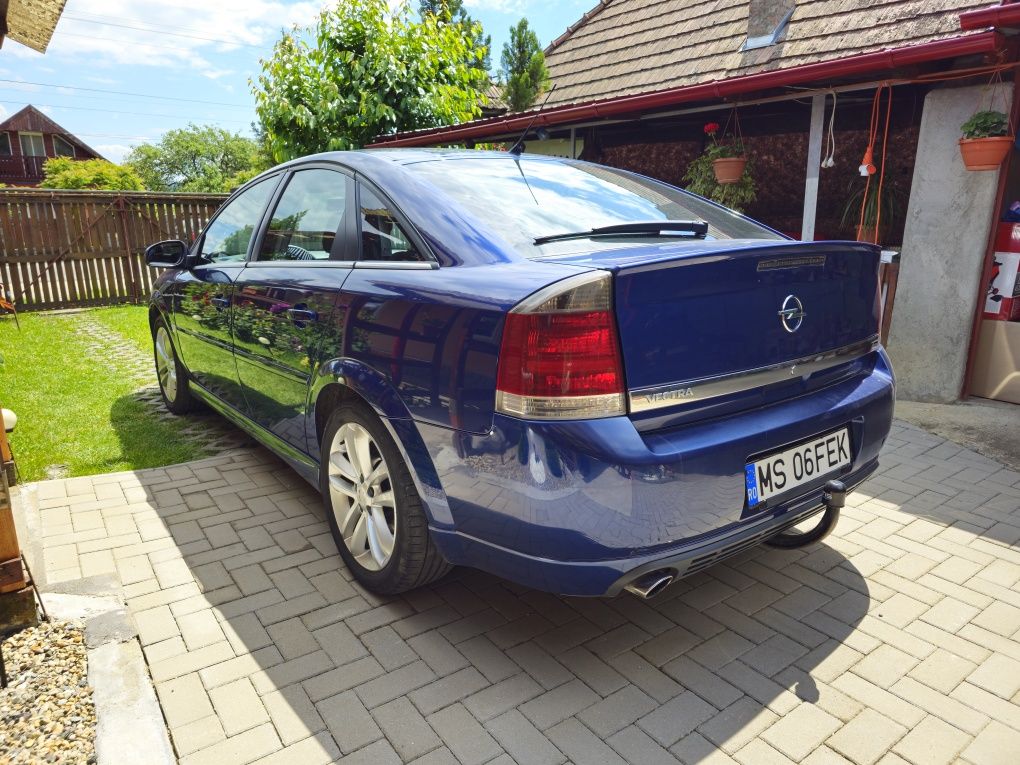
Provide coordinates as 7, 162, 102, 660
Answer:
286, 308, 319, 322
211, 296, 230, 309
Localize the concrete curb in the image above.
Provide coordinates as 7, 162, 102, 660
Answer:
42, 576, 176, 765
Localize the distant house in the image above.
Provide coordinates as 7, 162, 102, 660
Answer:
480, 82, 507, 119
0, 105, 105, 187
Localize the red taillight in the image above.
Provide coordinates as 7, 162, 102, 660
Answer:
495, 273, 625, 419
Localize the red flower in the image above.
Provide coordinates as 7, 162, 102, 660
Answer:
704, 122, 720, 135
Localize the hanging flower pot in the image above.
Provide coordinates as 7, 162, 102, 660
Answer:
683, 119, 757, 212
959, 136, 1014, 171
959, 110, 1014, 171
713, 156, 748, 184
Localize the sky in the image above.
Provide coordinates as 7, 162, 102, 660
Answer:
0, 0, 594, 163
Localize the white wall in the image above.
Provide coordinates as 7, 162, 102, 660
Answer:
887, 82, 1012, 402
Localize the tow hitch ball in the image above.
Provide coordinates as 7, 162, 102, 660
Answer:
823, 479, 847, 511
763, 479, 846, 549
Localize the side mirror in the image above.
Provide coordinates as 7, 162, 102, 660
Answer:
145, 240, 189, 269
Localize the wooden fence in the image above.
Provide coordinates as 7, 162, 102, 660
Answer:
0, 189, 226, 311
879, 260, 900, 346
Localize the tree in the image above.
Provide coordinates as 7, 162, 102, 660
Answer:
252, 0, 488, 162
125, 125, 268, 193
500, 19, 549, 113
39, 157, 144, 191
419, 0, 491, 71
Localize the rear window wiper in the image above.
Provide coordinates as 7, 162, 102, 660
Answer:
534, 219, 709, 245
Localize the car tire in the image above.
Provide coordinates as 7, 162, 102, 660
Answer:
152, 317, 196, 415
320, 400, 450, 594
763, 505, 840, 549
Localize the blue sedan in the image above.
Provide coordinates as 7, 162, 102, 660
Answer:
145, 149, 894, 598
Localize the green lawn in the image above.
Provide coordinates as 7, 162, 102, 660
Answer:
0, 309, 205, 482
89, 304, 154, 355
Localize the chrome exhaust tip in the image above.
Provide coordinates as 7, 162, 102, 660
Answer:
624, 570, 675, 599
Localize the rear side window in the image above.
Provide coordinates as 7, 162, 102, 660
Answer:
407, 157, 784, 257
198, 176, 278, 264
258, 169, 348, 261
358, 184, 425, 262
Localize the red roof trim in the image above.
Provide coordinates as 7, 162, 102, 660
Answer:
960, 2, 1020, 30
370, 31, 1002, 148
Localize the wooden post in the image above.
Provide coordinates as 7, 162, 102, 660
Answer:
0, 407, 10, 466
117, 195, 140, 304
0, 411, 35, 635
0, 493, 25, 594
0, 409, 25, 595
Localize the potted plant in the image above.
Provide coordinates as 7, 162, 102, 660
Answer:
959, 110, 1014, 170
840, 180, 902, 244
699, 122, 748, 184
684, 123, 756, 211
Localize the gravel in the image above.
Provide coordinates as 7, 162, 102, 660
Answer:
0, 620, 96, 765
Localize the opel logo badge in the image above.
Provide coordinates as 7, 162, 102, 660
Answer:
778, 294, 806, 333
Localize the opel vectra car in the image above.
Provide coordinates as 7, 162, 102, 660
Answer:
145, 149, 894, 598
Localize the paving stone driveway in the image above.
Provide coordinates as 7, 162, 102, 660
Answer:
31, 420, 1020, 765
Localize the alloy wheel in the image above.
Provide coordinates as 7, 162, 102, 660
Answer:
327, 422, 397, 571
155, 326, 177, 403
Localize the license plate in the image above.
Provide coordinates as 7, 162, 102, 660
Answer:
745, 428, 851, 508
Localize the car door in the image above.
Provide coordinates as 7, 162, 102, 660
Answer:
232, 166, 354, 452
172, 175, 281, 411
339, 180, 498, 433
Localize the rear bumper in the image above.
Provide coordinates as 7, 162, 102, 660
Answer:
432, 461, 876, 596
416, 349, 895, 596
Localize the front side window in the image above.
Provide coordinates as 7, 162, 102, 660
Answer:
407, 157, 784, 257
258, 169, 348, 261
19, 133, 45, 157
0, 133, 11, 157
197, 177, 277, 264
359, 184, 424, 262
53, 135, 75, 158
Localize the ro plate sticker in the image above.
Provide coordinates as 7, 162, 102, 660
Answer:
745, 464, 760, 507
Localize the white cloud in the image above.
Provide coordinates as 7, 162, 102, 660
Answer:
0, 105, 7, 119
463, 0, 532, 11
44, 0, 325, 70
93, 143, 133, 163
0, 79, 41, 95
202, 68, 235, 81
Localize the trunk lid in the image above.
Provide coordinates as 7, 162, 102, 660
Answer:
545, 239, 881, 396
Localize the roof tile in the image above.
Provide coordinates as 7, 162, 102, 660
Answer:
542, 0, 993, 107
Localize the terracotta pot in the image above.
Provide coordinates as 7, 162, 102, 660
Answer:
959, 136, 1014, 171
712, 156, 747, 184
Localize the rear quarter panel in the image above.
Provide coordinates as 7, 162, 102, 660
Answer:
320, 260, 594, 435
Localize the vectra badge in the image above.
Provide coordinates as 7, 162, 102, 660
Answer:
778, 294, 806, 333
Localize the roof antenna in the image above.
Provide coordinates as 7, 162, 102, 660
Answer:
508, 84, 557, 156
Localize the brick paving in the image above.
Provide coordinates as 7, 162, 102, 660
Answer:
75, 311, 254, 457
28, 419, 1020, 764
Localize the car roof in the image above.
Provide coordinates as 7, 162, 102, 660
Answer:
275, 148, 567, 173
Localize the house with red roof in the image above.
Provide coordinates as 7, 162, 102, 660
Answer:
0, 105, 105, 187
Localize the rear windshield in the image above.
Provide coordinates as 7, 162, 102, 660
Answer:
406, 157, 784, 257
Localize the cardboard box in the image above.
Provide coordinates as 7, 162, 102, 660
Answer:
970, 320, 1020, 404
985, 252, 1020, 320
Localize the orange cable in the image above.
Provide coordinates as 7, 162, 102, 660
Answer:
858, 85, 882, 236
873, 85, 894, 243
